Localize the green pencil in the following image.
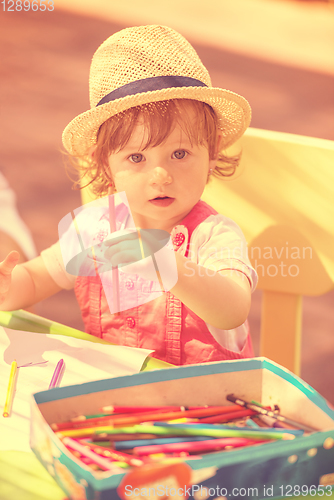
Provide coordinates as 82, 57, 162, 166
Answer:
58, 424, 296, 441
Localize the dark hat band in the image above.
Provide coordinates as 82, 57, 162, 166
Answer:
96, 76, 208, 106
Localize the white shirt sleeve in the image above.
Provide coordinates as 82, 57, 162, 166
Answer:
189, 214, 257, 352
40, 200, 131, 291
190, 214, 257, 290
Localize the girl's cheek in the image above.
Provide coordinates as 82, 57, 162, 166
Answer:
117, 170, 139, 184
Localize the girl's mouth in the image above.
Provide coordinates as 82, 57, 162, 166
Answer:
149, 196, 175, 207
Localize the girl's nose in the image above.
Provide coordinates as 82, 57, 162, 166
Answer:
149, 166, 172, 186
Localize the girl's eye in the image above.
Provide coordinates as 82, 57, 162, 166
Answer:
129, 153, 144, 163
172, 150, 187, 160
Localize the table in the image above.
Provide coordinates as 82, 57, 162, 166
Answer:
0, 309, 173, 500
0, 310, 332, 500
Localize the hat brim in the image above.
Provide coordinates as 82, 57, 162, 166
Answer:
62, 86, 251, 156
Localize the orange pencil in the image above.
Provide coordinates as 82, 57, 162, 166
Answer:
52, 405, 242, 431
105, 405, 244, 427
52, 408, 192, 431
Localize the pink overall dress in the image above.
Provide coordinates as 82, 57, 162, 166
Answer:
75, 201, 254, 365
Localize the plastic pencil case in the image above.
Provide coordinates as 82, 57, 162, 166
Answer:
31, 358, 334, 500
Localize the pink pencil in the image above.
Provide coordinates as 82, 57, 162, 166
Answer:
108, 194, 120, 314
62, 437, 124, 472
133, 437, 268, 456
49, 359, 65, 389
101, 405, 207, 414
80, 440, 144, 467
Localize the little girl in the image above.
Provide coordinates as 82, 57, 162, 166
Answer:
0, 25, 257, 366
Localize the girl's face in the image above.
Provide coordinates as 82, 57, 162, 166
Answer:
107, 109, 218, 232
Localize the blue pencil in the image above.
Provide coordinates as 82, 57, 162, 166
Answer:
152, 422, 304, 436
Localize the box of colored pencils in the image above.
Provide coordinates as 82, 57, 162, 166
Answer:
30, 358, 334, 500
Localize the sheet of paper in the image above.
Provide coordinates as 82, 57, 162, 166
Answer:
0, 326, 153, 452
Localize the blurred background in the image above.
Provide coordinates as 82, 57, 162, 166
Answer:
0, 0, 333, 401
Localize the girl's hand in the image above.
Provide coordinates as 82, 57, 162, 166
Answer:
102, 229, 176, 285
0, 251, 20, 305
103, 229, 167, 267
65, 229, 171, 280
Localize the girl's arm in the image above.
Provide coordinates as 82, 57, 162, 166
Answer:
171, 252, 251, 330
103, 230, 251, 329
0, 251, 62, 310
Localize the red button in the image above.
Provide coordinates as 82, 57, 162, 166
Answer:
96, 229, 108, 242
126, 317, 136, 328
125, 279, 134, 290
172, 232, 185, 247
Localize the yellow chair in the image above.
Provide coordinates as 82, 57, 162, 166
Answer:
202, 127, 334, 375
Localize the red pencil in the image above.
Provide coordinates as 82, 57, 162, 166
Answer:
199, 409, 256, 423
99, 406, 245, 428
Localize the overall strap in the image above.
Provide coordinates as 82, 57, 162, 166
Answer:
165, 201, 218, 364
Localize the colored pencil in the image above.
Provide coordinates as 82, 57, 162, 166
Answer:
153, 422, 304, 436
113, 436, 210, 450
49, 359, 65, 389
70, 406, 204, 424
247, 418, 261, 428
62, 437, 124, 472
133, 437, 268, 456
52, 411, 162, 431
58, 424, 296, 441
92, 433, 159, 442
226, 395, 318, 433
199, 409, 256, 423
3, 360, 18, 418
101, 405, 206, 414
108, 194, 120, 314
52, 405, 243, 432
80, 440, 144, 467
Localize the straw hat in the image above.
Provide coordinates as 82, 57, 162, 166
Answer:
62, 25, 251, 156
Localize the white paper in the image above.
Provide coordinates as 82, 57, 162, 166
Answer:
0, 326, 153, 452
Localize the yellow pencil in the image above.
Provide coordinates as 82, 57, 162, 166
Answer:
3, 360, 18, 418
